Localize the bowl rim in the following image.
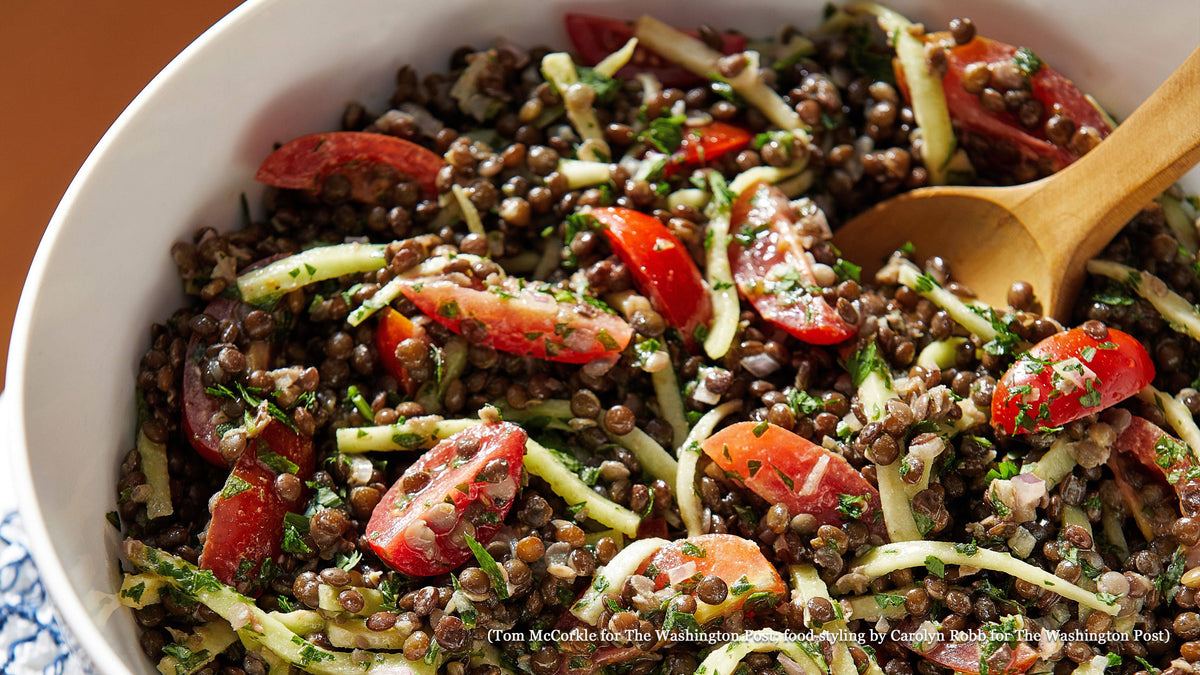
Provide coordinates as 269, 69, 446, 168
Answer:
5, 2, 265, 671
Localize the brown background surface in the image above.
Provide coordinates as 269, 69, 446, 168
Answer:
0, 2, 244, 389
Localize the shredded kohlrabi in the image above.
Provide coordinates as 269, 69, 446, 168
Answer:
850, 541, 1122, 615
677, 401, 741, 537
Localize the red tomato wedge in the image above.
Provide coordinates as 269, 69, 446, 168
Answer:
182, 297, 242, 466
663, 122, 753, 177
701, 422, 884, 537
991, 327, 1153, 435
923, 34, 1112, 171
637, 534, 786, 621
399, 278, 632, 364
1115, 415, 1200, 515
590, 207, 712, 342
564, 13, 746, 88
374, 308, 423, 397
366, 422, 526, 576
895, 619, 1039, 675
199, 421, 315, 587
255, 132, 444, 204
728, 181, 856, 345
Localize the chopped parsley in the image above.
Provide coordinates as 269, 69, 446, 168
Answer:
773, 464, 795, 491
985, 460, 1020, 483
464, 533, 509, 599
873, 593, 906, 608
640, 113, 686, 153
730, 575, 753, 596
707, 172, 736, 213
924, 555, 945, 578
842, 342, 889, 387
281, 512, 312, 555
1156, 546, 1187, 603
835, 493, 870, 521
162, 644, 211, 673
257, 446, 299, 475
681, 541, 707, 558
577, 66, 620, 104
787, 389, 823, 416
832, 258, 861, 283
1012, 47, 1043, 77
336, 550, 362, 571
219, 475, 254, 500
1078, 378, 1102, 408
953, 540, 979, 556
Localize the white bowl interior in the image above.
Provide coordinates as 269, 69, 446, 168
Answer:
8, 0, 1199, 672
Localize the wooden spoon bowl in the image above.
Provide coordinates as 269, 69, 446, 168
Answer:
834, 47, 1200, 320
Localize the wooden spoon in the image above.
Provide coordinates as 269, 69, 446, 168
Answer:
833, 47, 1200, 320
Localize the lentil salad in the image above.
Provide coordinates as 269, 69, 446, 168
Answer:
112, 5, 1200, 675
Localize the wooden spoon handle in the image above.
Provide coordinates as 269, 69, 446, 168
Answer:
1022, 47, 1200, 264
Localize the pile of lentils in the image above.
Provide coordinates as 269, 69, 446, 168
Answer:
113, 11, 1200, 675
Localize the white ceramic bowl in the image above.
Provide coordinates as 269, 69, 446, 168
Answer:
5, 0, 1198, 672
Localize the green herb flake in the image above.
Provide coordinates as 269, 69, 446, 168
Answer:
832, 258, 861, 283
464, 533, 509, 599
219, 475, 255, 500
836, 493, 869, 521
842, 342, 889, 387
640, 114, 686, 153
954, 540, 979, 556
730, 575, 753, 596
707, 172, 736, 213
924, 555, 946, 578
595, 329, 620, 351
681, 541, 707, 558
121, 581, 147, 603
392, 432, 425, 449
281, 512, 312, 555
913, 511, 935, 536
752, 420, 770, 437
437, 300, 462, 319
257, 447, 299, 475
162, 644, 211, 673
336, 550, 362, 571
773, 464, 795, 491
1013, 47, 1043, 77
873, 593, 906, 608
985, 461, 1020, 483
1078, 378, 1102, 408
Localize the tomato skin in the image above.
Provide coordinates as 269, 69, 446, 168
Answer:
590, 207, 712, 341
374, 308, 422, 397
637, 534, 786, 620
182, 297, 242, 466
933, 35, 1112, 171
255, 132, 443, 203
1115, 416, 1200, 514
895, 619, 1039, 674
991, 328, 1153, 435
663, 122, 753, 177
701, 422, 884, 537
564, 13, 746, 88
400, 279, 632, 364
198, 421, 315, 587
728, 181, 856, 346
366, 422, 526, 576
